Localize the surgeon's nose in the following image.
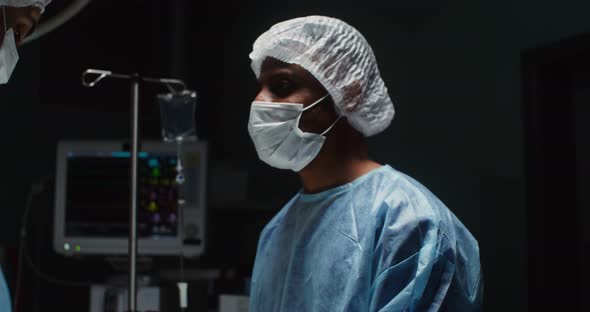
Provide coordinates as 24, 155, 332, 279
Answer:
253, 89, 272, 103
12, 6, 41, 46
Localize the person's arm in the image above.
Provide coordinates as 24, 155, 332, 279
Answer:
368, 199, 448, 311
368, 198, 483, 312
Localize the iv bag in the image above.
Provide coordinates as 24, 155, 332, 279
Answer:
158, 90, 198, 143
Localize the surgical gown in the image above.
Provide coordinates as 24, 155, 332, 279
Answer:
249, 165, 482, 312
0, 268, 11, 312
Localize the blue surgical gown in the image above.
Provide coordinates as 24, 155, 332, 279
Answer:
249, 165, 482, 311
0, 268, 11, 312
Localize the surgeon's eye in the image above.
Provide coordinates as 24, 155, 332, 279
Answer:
270, 78, 295, 97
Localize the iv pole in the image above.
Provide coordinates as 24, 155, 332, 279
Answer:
81, 69, 186, 312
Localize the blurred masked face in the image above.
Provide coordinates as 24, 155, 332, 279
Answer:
248, 57, 344, 172
1, 5, 41, 48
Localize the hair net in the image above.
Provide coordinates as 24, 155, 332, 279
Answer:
0, 0, 51, 13
249, 15, 394, 137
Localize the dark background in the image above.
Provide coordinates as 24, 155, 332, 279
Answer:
0, 0, 588, 311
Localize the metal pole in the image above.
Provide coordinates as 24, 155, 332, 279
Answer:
80, 68, 188, 312
129, 74, 140, 312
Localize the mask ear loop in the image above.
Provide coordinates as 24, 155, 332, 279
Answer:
302, 94, 330, 112
320, 115, 343, 136
2, 7, 7, 34
299, 93, 343, 136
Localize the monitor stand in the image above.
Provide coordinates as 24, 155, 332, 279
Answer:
106, 256, 154, 276
90, 257, 159, 312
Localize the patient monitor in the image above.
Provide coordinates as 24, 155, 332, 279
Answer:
53, 140, 207, 257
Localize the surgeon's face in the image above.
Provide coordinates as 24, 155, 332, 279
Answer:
0, 5, 41, 48
254, 57, 339, 134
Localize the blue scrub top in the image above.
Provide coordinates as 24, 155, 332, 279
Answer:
0, 267, 11, 312
249, 165, 482, 311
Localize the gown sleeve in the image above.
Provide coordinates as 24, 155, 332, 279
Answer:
368, 197, 455, 312
0, 267, 12, 312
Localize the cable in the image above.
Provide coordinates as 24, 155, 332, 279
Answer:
13, 175, 95, 311
176, 156, 188, 312
13, 176, 48, 310
23, 240, 95, 288
13, 196, 30, 308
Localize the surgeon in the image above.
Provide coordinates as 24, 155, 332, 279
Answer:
1, 0, 50, 84
1, 1, 51, 311
247, 16, 483, 311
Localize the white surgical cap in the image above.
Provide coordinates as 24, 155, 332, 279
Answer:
249, 15, 395, 137
0, 0, 51, 13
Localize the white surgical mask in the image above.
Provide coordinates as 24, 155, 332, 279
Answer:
0, 7, 19, 84
248, 94, 342, 172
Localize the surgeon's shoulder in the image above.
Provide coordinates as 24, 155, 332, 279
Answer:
367, 166, 449, 268
370, 166, 464, 255
372, 166, 445, 222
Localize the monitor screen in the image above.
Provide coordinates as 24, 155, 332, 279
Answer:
65, 152, 179, 238
53, 141, 206, 257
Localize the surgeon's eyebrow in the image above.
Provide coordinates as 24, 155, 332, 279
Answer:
259, 66, 292, 84
270, 67, 297, 77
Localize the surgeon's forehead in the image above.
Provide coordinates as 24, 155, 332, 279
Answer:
259, 57, 314, 81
